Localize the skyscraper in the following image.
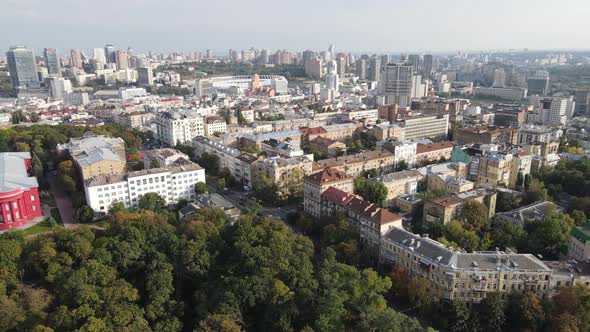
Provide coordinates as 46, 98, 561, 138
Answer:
6, 46, 39, 88
325, 60, 339, 93
104, 44, 116, 64
328, 44, 335, 62
336, 57, 347, 78
379, 63, 414, 107
527, 71, 550, 96
422, 54, 433, 77
356, 59, 367, 80
137, 67, 154, 85
302, 50, 317, 65
492, 68, 506, 88
70, 49, 83, 69
43, 48, 61, 77
93, 48, 106, 70
304, 57, 323, 79
368, 57, 381, 81
116, 50, 129, 70
407, 54, 421, 73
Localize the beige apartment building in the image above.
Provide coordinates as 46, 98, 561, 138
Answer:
368, 170, 424, 207
477, 153, 514, 187
428, 173, 474, 194
313, 150, 395, 177
423, 188, 497, 225
253, 156, 314, 197
415, 141, 454, 166
380, 227, 553, 303
57, 132, 127, 180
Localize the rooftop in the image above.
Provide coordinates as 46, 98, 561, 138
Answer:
0, 152, 38, 193
416, 141, 454, 154
309, 136, 340, 147
313, 149, 393, 170
86, 159, 202, 187
306, 168, 352, 184
384, 228, 551, 272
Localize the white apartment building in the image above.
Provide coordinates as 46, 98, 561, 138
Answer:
84, 161, 205, 213
343, 109, 379, 123
527, 96, 574, 126
156, 111, 205, 146
204, 116, 227, 136
402, 114, 449, 140
517, 125, 563, 145
379, 64, 414, 108
119, 87, 147, 100
385, 140, 417, 169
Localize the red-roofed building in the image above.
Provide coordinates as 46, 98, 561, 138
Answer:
300, 126, 328, 142
316, 184, 403, 251
304, 168, 353, 218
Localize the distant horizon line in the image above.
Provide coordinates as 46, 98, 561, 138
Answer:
3, 45, 590, 57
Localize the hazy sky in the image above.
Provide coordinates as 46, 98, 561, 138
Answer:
1, 0, 589, 55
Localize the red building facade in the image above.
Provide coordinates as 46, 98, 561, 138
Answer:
0, 153, 43, 230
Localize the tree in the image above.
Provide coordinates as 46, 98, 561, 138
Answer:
195, 182, 208, 195
76, 205, 95, 223
108, 201, 127, 215
198, 153, 220, 176
216, 178, 226, 190
457, 200, 489, 232
448, 301, 471, 332
439, 220, 480, 252
196, 314, 241, 332
477, 292, 506, 331
523, 210, 573, 259
363, 182, 388, 206
149, 160, 160, 169
138, 192, 166, 212
60, 175, 77, 194
396, 160, 409, 171
572, 210, 587, 226
508, 291, 545, 332
523, 179, 548, 205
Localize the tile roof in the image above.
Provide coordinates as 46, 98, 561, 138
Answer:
320, 186, 356, 206
416, 141, 455, 154
306, 168, 352, 184
300, 126, 327, 136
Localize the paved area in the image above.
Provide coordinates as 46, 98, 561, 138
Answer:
47, 171, 78, 228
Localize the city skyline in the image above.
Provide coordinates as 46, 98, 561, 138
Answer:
2, 0, 590, 54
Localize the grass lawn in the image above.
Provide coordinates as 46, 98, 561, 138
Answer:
21, 219, 63, 236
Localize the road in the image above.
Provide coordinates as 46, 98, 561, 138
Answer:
47, 170, 78, 228
206, 184, 297, 222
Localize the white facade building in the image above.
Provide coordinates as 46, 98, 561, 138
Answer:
84, 161, 205, 213
402, 114, 449, 140
204, 116, 227, 136
156, 111, 205, 146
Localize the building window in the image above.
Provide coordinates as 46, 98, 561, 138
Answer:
31, 195, 35, 201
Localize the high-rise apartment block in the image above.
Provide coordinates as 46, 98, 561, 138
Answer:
379, 63, 414, 108
6, 46, 39, 89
